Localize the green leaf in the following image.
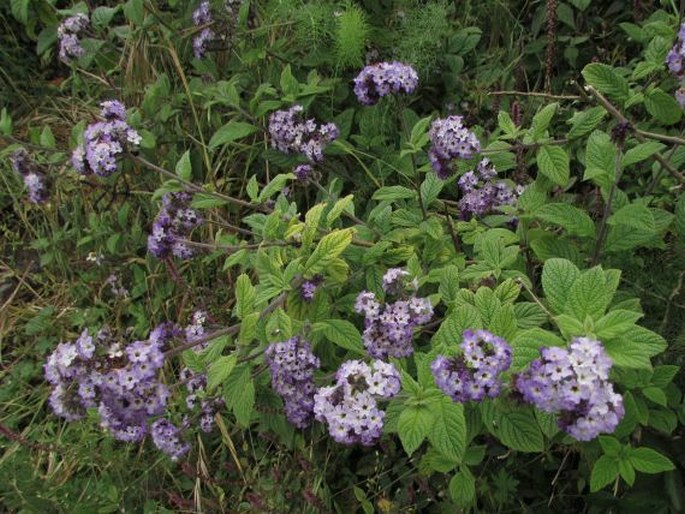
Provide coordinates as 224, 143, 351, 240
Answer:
599, 436, 622, 457
536, 203, 596, 237
372, 186, 416, 201
11, 0, 29, 24
594, 309, 643, 339
564, 267, 613, 321
420, 173, 444, 208
246, 175, 259, 202
258, 173, 295, 202
427, 397, 466, 461
536, 146, 570, 186
208, 121, 259, 149
628, 448, 675, 474
567, 106, 606, 140
207, 355, 237, 391
642, 387, 667, 407
618, 459, 636, 486
498, 110, 517, 136
123, 0, 144, 24
92, 6, 119, 28
224, 365, 255, 427
644, 88, 682, 125
608, 203, 655, 232
398, 405, 431, 455
584, 130, 617, 187
40, 126, 55, 148
439, 265, 461, 305
304, 228, 354, 275
234, 274, 256, 320
326, 194, 354, 226
449, 468, 476, 506
431, 305, 482, 351
279, 64, 299, 95
542, 258, 581, 314
622, 141, 666, 168
191, 193, 228, 209
650, 365, 679, 388
582, 63, 629, 101
590, 455, 619, 492
303, 203, 325, 250
530, 103, 558, 140
312, 319, 365, 355
481, 401, 544, 452
175, 150, 192, 181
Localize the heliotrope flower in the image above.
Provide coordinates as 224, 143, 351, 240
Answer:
314, 360, 400, 445
456, 158, 523, 219
147, 192, 203, 260
355, 268, 432, 359
268, 105, 339, 163
428, 115, 480, 179
515, 337, 624, 441
10, 148, 49, 203
58, 13, 89, 63
265, 337, 320, 428
431, 329, 512, 402
71, 100, 141, 177
353, 61, 419, 105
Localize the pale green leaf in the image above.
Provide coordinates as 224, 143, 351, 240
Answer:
536, 145, 570, 186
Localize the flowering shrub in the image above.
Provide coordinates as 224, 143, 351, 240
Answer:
2, 1, 685, 512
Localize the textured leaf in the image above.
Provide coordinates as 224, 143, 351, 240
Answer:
644, 88, 682, 125
234, 274, 256, 320
304, 228, 354, 275
208, 121, 259, 149
449, 468, 476, 506
542, 258, 581, 314
536, 203, 596, 237
584, 130, 617, 187
224, 366, 255, 427
622, 141, 666, 167
207, 355, 237, 391
564, 267, 613, 321
628, 448, 675, 473
312, 319, 365, 355
398, 405, 431, 455
259, 173, 295, 202
326, 195, 354, 226
590, 455, 619, 492
175, 150, 192, 181
427, 397, 466, 461
567, 106, 606, 140
594, 309, 643, 339
372, 186, 416, 201
536, 145, 570, 186
481, 401, 544, 452
608, 203, 655, 232
530, 103, 558, 140
582, 63, 629, 101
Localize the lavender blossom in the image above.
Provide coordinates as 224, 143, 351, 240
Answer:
667, 23, 685, 79
428, 115, 480, 179
71, 101, 140, 177
150, 419, 190, 460
268, 105, 339, 163
58, 14, 89, 64
456, 158, 523, 219
293, 163, 313, 183
431, 329, 512, 403
355, 269, 433, 359
353, 61, 419, 105
314, 360, 400, 445
265, 337, 320, 428
515, 337, 624, 441
10, 148, 49, 203
147, 192, 203, 260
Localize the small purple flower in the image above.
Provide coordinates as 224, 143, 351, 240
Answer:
515, 337, 624, 441
353, 61, 419, 105
265, 337, 320, 428
456, 158, 523, 220
10, 148, 49, 203
268, 105, 339, 163
150, 419, 190, 461
58, 14, 89, 64
314, 359, 399, 446
428, 115, 481, 179
432, 329, 512, 403
147, 193, 203, 260
667, 23, 685, 79
193, 1, 212, 25
193, 28, 215, 59
294, 163, 312, 183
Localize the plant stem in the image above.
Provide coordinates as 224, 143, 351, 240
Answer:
591, 142, 623, 266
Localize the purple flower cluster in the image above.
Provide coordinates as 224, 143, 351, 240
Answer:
428, 115, 481, 179
431, 329, 512, 403
150, 419, 190, 461
10, 148, 48, 203
457, 158, 523, 219
58, 13, 89, 63
192, 1, 215, 58
268, 105, 339, 163
265, 337, 321, 428
300, 276, 323, 302
667, 24, 685, 108
294, 163, 313, 183
147, 192, 203, 260
515, 337, 624, 441
44, 324, 186, 457
355, 268, 432, 359
314, 360, 400, 446
178, 311, 224, 433
71, 100, 141, 177
353, 61, 419, 105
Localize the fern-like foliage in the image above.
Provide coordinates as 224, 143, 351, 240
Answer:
294, 1, 336, 50
333, 2, 370, 70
